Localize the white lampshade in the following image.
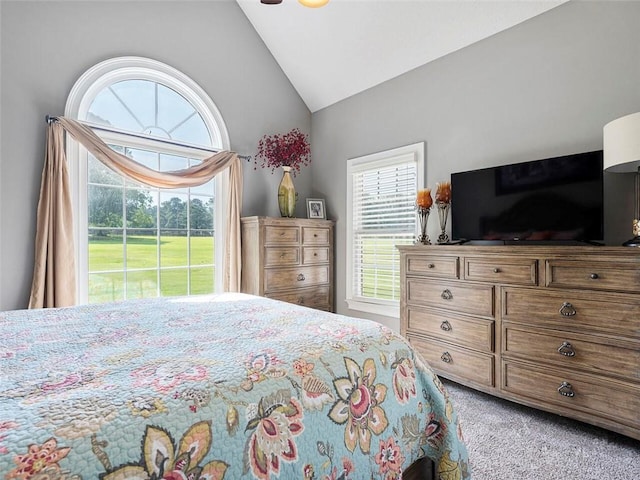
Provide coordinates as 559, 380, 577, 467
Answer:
603, 112, 640, 173
299, 0, 330, 7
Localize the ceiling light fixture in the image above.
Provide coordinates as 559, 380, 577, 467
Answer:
298, 0, 330, 7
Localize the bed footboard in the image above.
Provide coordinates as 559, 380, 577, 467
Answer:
403, 456, 436, 480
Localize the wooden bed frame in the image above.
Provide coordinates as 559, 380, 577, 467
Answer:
403, 456, 436, 480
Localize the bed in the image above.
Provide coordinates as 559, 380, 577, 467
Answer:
0, 293, 470, 479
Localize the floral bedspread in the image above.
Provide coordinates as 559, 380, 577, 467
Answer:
0, 293, 470, 479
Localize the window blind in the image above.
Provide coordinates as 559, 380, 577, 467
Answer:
350, 159, 417, 302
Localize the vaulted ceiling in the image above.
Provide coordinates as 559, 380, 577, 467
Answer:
237, 0, 567, 112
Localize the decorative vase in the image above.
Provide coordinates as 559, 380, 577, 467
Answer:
278, 166, 297, 217
416, 207, 431, 245
436, 201, 451, 244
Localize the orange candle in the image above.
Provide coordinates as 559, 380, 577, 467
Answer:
416, 188, 432, 208
435, 181, 451, 203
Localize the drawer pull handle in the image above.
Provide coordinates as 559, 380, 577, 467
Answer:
557, 341, 576, 357
440, 320, 452, 332
441, 289, 453, 300
280, 253, 286, 258
557, 381, 575, 398
297, 274, 306, 281
298, 297, 305, 304
493, 267, 501, 273
428, 263, 435, 269
590, 273, 599, 280
559, 302, 576, 317
440, 352, 452, 363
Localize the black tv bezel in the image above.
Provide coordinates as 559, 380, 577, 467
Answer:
450, 150, 604, 245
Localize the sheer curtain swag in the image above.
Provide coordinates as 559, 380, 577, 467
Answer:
29, 116, 243, 309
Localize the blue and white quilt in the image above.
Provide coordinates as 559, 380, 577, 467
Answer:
0, 293, 470, 479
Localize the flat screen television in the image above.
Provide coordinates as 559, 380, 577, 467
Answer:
450, 150, 604, 244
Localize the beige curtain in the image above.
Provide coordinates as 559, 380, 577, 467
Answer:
29, 123, 76, 309
29, 117, 243, 308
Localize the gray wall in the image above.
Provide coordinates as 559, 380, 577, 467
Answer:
311, 1, 640, 330
0, 0, 311, 310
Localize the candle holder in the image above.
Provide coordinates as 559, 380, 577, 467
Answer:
436, 201, 451, 244
416, 206, 431, 245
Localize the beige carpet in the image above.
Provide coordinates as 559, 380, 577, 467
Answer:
443, 380, 640, 480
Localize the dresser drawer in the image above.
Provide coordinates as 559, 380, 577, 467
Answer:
266, 285, 331, 310
546, 260, 640, 294
407, 307, 494, 352
503, 326, 640, 381
265, 226, 300, 245
502, 360, 640, 430
502, 287, 640, 340
302, 247, 329, 264
406, 255, 459, 279
408, 335, 494, 387
407, 278, 494, 317
265, 265, 329, 292
465, 257, 537, 286
302, 227, 330, 245
265, 247, 300, 266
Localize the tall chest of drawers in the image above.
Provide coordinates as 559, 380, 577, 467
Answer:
398, 245, 640, 440
241, 216, 335, 312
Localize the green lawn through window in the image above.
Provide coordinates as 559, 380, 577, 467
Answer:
88, 235, 215, 303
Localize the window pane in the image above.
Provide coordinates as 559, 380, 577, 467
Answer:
89, 185, 124, 229
126, 232, 158, 269
355, 234, 411, 301
89, 230, 124, 272
158, 84, 195, 131
88, 154, 122, 186
170, 112, 211, 147
110, 80, 155, 131
127, 148, 159, 170
88, 88, 141, 132
190, 234, 214, 266
160, 153, 189, 172
159, 192, 188, 231
190, 196, 214, 231
126, 270, 158, 299
126, 188, 156, 226
160, 232, 188, 268
160, 268, 188, 297
190, 267, 214, 295
89, 272, 124, 303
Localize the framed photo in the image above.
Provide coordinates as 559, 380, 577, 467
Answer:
306, 198, 326, 220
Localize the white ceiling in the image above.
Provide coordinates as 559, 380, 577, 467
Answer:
237, 0, 568, 112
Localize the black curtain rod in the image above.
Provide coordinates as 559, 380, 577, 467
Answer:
45, 115, 252, 162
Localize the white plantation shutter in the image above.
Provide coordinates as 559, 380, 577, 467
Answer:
346, 143, 424, 317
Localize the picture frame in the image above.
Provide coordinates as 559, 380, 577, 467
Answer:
306, 198, 326, 220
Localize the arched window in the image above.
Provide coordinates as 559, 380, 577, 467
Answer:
66, 57, 230, 303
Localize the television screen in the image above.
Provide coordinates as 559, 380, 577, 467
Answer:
451, 150, 604, 243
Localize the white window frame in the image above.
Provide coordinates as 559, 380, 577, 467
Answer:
65, 56, 230, 303
346, 142, 425, 318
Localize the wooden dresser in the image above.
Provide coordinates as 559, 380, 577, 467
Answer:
241, 216, 335, 312
398, 244, 640, 440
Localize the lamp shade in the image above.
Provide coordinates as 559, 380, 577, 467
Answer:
603, 112, 640, 173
